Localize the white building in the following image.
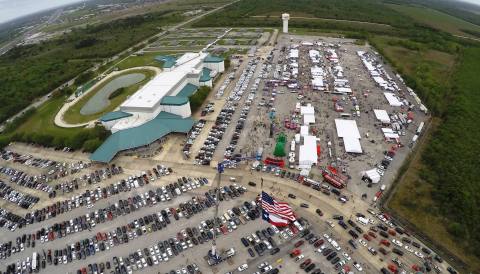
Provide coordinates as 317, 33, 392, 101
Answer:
91, 52, 225, 163
282, 13, 290, 33
101, 52, 224, 133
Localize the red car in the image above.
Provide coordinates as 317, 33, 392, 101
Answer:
300, 259, 312, 269
388, 264, 398, 273
314, 239, 324, 248
368, 231, 377, 238
363, 234, 371, 241
290, 249, 301, 257
294, 240, 305, 248
380, 239, 391, 247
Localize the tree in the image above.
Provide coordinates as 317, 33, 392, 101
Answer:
82, 138, 103, 152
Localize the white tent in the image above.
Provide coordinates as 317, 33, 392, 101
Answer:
344, 138, 363, 153
335, 119, 361, 139
304, 114, 315, 125
374, 109, 391, 124
335, 119, 363, 153
299, 135, 317, 168
363, 168, 381, 184
300, 104, 315, 115
384, 92, 403, 107
334, 87, 352, 94
301, 104, 315, 125
381, 128, 399, 139
300, 125, 309, 137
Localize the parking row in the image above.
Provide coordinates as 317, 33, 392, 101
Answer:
0, 150, 58, 169
77, 193, 264, 274
195, 59, 259, 165
52, 165, 123, 196
0, 181, 39, 209
0, 165, 171, 232
4, 183, 246, 274
183, 120, 207, 158
0, 177, 208, 261
0, 167, 53, 194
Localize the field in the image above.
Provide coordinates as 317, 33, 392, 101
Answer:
1, 94, 109, 152
387, 4, 480, 39
115, 52, 169, 70
63, 69, 156, 124
193, 0, 412, 30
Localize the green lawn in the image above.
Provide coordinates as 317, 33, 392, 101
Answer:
63, 69, 155, 124
116, 52, 170, 70
12, 95, 86, 139
387, 4, 480, 38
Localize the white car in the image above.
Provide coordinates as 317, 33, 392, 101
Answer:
295, 254, 305, 262
353, 262, 363, 271
237, 263, 248, 272
392, 239, 403, 247
323, 233, 330, 240
358, 239, 368, 246
342, 252, 351, 261
415, 251, 424, 259
404, 245, 414, 253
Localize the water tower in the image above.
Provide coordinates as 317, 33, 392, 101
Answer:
282, 13, 290, 33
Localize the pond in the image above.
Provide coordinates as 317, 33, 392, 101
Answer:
80, 73, 146, 115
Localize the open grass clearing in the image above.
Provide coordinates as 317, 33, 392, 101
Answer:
387, 4, 480, 38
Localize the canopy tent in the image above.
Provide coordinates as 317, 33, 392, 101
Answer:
335, 119, 363, 154
300, 125, 309, 136
384, 92, 403, 107
299, 135, 317, 167
374, 109, 391, 124
363, 168, 381, 184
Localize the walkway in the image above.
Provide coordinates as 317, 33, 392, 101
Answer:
54, 66, 162, 128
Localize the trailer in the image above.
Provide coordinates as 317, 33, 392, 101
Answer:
321, 171, 344, 189
32, 252, 37, 271
417, 122, 425, 135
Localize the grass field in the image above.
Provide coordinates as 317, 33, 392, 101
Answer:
387, 4, 480, 38
116, 52, 171, 70
63, 69, 155, 124
12, 95, 85, 138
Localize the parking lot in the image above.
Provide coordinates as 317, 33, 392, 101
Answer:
0, 31, 457, 274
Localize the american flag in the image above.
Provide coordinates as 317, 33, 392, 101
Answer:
261, 191, 296, 221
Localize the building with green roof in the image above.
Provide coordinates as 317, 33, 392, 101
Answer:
92, 52, 225, 163
91, 112, 194, 163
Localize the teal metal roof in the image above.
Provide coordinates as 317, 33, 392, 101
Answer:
154, 55, 177, 68
176, 83, 198, 97
90, 112, 194, 163
204, 55, 224, 63
161, 96, 189, 106
199, 67, 212, 82
99, 111, 133, 122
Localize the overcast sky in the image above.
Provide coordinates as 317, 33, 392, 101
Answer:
0, 0, 85, 24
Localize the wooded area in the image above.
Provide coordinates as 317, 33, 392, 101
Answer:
0, 10, 183, 124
